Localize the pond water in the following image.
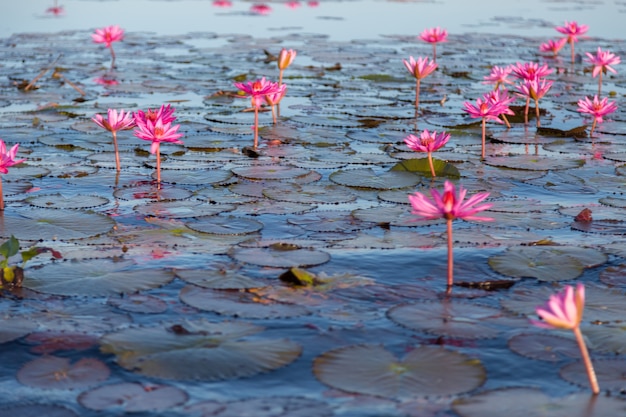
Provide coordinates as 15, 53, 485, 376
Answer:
0, 0, 626, 416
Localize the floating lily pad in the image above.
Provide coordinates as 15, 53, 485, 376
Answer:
229, 246, 330, 268
0, 208, 115, 240
78, 382, 188, 412
23, 331, 99, 354
26, 193, 109, 209
329, 168, 420, 189
107, 294, 169, 314
113, 183, 193, 201
390, 158, 460, 178
179, 285, 309, 318
175, 268, 264, 289
388, 301, 515, 339
263, 183, 357, 204
452, 387, 626, 417
0, 404, 78, 417
156, 168, 233, 185
185, 396, 334, 417
186, 215, 264, 235
560, 359, 626, 392
24, 259, 175, 296
507, 333, 580, 362
287, 211, 375, 233
17, 356, 110, 390
134, 200, 235, 218
484, 155, 584, 170
488, 245, 607, 281
313, 344, 485, 399
585, 324, 626, 354
232, 165, 313, 181
0, 316, 38, 344
100, 320, 302, 381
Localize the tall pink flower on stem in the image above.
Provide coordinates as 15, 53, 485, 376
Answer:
555, 21, 589, 64
0, 140, 25, 211
539, 38, 568, 57
419, 27, 447, 62
133, 105, 184, 186
277, 48, 296, 85
585, 47, 620, 95
408, 181, 492, 291
234, 78, 281, 148
403, 56, 437, 112
483, 65, 513, 91
92, 25, 124, 70
463, 93, 511, 159
577, 95, 618, 136
92, 109, 135, 172
403, 129, 450, 177
516, 77, 553, 127
531, 283, 600, 395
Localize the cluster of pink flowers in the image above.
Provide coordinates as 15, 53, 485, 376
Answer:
540, 21, 589, 63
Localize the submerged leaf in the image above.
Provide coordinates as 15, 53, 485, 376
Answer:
17, 356, 109, 390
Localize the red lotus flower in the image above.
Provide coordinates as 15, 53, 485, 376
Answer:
539, 38, 567, 57
403, 130, 450, 177
463, 93, 511, 158
234, 78, 281, 147
403, 56, 437, 111
92, 25, 124, 69
483, 65, 513, 90
585, 47, 620, 95
516, 77, 553, 127
419, 27, 447, 62
555, 21, 589, 63
577, 95, 618, 136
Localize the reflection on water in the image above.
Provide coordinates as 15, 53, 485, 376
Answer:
7, 0, 625, 41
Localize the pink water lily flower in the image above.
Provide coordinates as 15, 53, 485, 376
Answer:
511, 62, 553, 81
403, 129, 450, 177
531, 284, 599, 394
212, 0, 232, 6
234, 78, 281, 147
92, 25, 124, 69
483, 65, 513, 90
539, 38, 568, 57
419, 27, 448, 62
555, 21, 589, 63
278, 48, 297, 83
463, 94, 510, 158
133, 107, 184, 185
403, 56, 437, 111
0, 140, 26, 210
516, 77, 553, 127
251, 3, 271, 14
265, 83, 288, 124
92, 109, 135, 172
408, 181, 492, 290
585, 47, 620, 95
577, 95, 618, 136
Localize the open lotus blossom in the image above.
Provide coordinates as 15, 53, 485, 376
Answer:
92, 25, 124, 70
585, 47, 620, 95
0, 140, 25, 211
234, 77, 281, 147
463, 93, 511, 158
92, 109, 135, 172
516, 77, 553, 127
555, 20, 589, 64
531, 284, 599, 395
511, 62, 553, 81
403, 56, 437, 112
134, 106, 184, 185
483, 65, 513, 90
408, 181, 492, 290
404, 129, 451, 177
539, 38, 568, 57
577, 95, 618, 136
485, 89, 515, 128
419, 27, 448, 62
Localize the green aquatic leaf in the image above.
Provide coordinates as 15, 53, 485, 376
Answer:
390, 158, 460, 178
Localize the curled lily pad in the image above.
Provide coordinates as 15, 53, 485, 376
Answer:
313, 344, 485, 399
229, 246, 330, 268
17, 356, 110, 390
100, 319, 302, 381
507, 333, 580, 362
0, 208, 115, 241
24, 259, 175, 296
387, 301, 517, 339
78, 382, 188, 412
452, 387, 626, 417
488, 245, 607, 281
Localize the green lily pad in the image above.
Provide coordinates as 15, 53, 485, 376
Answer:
100, 319, 302, 381
488, 245, 607, 281
313, 344, 485, 399
24, 259, 175, 296
390, 158, 460, 178
134, 200, 235, 218
329, 168, 420, 189
485, 155, 584, 171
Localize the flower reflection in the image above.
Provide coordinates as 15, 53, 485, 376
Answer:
94, 76, 119, 86
251, 4, 272, 14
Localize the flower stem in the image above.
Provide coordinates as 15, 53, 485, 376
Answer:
253, 106, 259, 148
570, 40, 575, 65
573, 326, 600, 395
598, 72, 602, 96
524, 97, 530, 125
535, 99, 541, 128
110, 46, 116, 70
432, 44, 437, 63
427, 152, 436, 177
0, 176, 4, 211
446, 218, 454, 289
590, 119, 597, 137
156, 143, 161, 188
481, 117, 486, 159
415, 78, 421, 111
111, 131, 120, 172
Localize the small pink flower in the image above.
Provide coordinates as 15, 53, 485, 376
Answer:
251, 3, 272, 14
531, 284, 584, 330
585, 47, 620, 78
278, 48, 297, 71
555, 20, 589, 43
516, 77, 553, 102
92, 109, 135, 133
483, 65, 513, 89
93, 76, 119, 86
92, 25, 124, 48
577, 95, 618, 135
307, 0, 319, 6
212, 0, 232, 6
539, 38, 567, 56
463, 96, 507, 124
285, 1, 301, 8
134, 117, 184, 155
0, 140, 25, 175
408, 181, 492, 222
134, 104, 177, 131
235, 77, 280, 108
511, 62, 553, 81
45, 6, 64, 15
264, 84, 288, 106
419, 27, 448, 44
403, 56, 437, 79
404, 130, 450, 153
